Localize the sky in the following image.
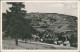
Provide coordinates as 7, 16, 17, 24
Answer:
2, 2, 78, 17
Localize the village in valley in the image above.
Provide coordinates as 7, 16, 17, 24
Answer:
2, 2, 78, 49
25, 13, 77, 47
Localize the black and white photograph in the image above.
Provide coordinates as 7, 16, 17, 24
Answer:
1, 1, 79, 50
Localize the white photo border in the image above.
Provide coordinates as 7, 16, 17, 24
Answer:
0, 0, 80, 52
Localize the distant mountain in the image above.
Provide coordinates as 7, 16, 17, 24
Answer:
25, 13, 77, 35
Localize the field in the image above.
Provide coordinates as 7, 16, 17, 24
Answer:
2, 39, 77, 50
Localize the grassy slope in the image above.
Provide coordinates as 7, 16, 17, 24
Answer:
3, 39, 77, 50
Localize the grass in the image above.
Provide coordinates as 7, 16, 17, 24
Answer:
2, 39, 77, 50
2, 39, 56, 49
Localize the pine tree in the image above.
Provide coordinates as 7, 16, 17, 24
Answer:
3, 2, 26, 45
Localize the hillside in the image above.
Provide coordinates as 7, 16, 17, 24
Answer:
25, 13, 77, 34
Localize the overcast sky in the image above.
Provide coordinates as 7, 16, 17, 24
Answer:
2, 2, 78, 17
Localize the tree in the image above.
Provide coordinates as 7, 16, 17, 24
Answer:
2, 2, 27, 45
50, 18, 56, 24
21, 19, 33, 42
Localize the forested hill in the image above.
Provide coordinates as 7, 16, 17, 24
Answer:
25, 13, 77, 35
